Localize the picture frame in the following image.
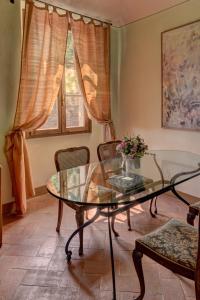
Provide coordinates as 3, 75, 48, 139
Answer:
161, 19, 200, 131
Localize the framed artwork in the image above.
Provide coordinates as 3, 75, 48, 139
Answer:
161, 19, 200, 130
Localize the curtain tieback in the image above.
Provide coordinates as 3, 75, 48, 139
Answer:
6, 128, 23, 136
5, 129, 24, 153
103, 120, 115, 141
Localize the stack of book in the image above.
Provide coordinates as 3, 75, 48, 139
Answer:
107, 173, 149, 194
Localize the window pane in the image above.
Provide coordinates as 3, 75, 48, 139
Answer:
38, 99, 59, 130
65, 95, 85, 128
64, 31, 85, 128
65, 66, 81, 95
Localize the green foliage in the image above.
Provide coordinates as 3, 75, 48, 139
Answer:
64, 31, 81, 95
66, 31, 74, 64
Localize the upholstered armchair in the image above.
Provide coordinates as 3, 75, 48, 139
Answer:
132, 213, 200, 300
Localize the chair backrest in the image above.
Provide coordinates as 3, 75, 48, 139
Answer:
54, 146, 90, 172
97, 140, 122, 162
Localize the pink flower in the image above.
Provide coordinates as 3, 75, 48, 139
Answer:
116, 135, 148, 158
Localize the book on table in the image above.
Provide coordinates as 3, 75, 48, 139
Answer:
107, 173, 152, 194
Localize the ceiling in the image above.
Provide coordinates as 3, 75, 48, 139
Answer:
42, 0, 189, 26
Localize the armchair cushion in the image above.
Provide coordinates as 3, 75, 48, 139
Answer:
137, 219, 198, 270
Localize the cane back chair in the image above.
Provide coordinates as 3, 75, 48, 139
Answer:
97, 141, 158, 233
54, 146, 90, 256
97, 140, 132, 232
132, 206, 200, 300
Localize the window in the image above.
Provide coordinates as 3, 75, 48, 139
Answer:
27, 31, 91, 138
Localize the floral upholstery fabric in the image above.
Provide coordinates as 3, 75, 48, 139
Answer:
190, 201, 200, 212
137, 219, 198, 270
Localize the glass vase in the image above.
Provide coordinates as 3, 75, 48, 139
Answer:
132, 157, 141, 169
121, 155, 141, 172
121, 154, 127, 170
126, 156, 141, 172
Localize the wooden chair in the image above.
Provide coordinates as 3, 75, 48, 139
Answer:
54, 146, 90, 256
132, 207, 200, 300
97, 141, 158, 233
97, 140, 122, 162
97, 140, 132, 232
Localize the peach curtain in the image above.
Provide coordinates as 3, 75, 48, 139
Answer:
70, 17, 115, 141
5, 1, 69, 215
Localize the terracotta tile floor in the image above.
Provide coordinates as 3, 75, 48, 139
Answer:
0, 193, 196, 299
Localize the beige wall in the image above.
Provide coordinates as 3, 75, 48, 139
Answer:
119, 0, 200, 196
110, 26, 121, 131
0, 0, 118, 204
0, 0, 21, 205
27, 127, 103, 189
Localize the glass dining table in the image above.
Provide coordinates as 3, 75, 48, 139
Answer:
47, 150, 200, 300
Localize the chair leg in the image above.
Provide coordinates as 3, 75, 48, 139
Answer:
75, 210, 84, 256
56, 200, 63, 232
132, 249, 145, 300
111, 215, 119, 237
149, 197, 157, 218
149, 198, 156, 218
85, 210, 89, 220
127, 208, 131, 231
154, 196, 158, 214
187, 208, 197, 226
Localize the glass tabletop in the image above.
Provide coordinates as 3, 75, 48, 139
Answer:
47, 150, 200, 206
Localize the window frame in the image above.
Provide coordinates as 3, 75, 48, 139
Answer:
26, 92, 91, 139
26, 31, 91, 139
61, 93, 91, 135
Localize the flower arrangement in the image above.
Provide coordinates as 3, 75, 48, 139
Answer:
116, 135, 148, 158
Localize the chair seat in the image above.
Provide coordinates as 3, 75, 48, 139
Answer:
190, 201, 200, 211
137, 219, 198, 270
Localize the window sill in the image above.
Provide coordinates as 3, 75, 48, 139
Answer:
26, 124, 92, 139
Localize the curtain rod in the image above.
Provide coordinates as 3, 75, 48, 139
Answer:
10, 0, 112, 25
